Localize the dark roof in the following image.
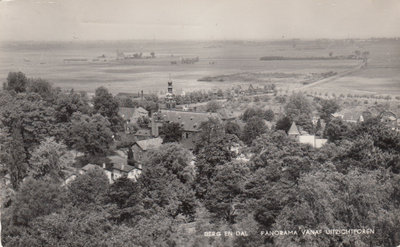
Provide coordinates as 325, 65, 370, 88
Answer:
135, 137, 163, 151
160, 110, 219, 132
134, 129, 151, 137
108, 155, 135, 172
112, 163, 135, 173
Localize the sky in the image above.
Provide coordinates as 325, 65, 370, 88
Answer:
0, 0, 399, 41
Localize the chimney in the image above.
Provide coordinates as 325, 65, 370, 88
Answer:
121, 163, 125, 171
141, 90, 144, 101
102, 163, 106, 169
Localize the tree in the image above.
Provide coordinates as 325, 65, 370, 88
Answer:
54, 90, 91, 123
139, 161, 197, 218
241, 117, 268, 145
145, 143, 194, 184
27, 78, 53, 100
67, 168, 109, 208
106, 177, 143, 224
264, 109, 275, 121
323, 118, 350, 142
5, 71, 28, 93
195, 117, 225, 152
93, 86, 123, 132
0, 91, 56, 155
284, 92, 312, 123
275, 116, 292, 133
136, 115, 150, 128
1, 128, 28, 189
67, 112, 113, 156
241, 107, 265, 122
195, 133, 238, 198
318, 98, 340, 121
204, 161, 249, 223
9, 178, 64, 226
206, 100, 221, 113
28, 137, 74, 180
160, 122, 183, 143
225, 121, 241, 138
11, 205, 114, 247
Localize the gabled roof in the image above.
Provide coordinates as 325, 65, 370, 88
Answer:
119, 107, 149, 120
135, 137, 163, 151
160, 110, 219, 132
288, 122, 300, 136
136, 107, 148, 114
81, 163, 100, 171
112, 162, 135, 173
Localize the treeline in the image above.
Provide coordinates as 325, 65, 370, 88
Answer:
0, 72, 124, 189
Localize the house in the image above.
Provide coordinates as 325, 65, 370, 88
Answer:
132, 137, 163, 161
79, 163, 113, 183
79, 163, 101, 174
134, 129, 152, 140
288, 122, 327, 148
119, 107, 149, 132
107, 155, 142, 182
154, 110, 220, 149
332, 111, 365, 123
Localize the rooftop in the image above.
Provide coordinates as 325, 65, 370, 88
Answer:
81, 163, 100, 171
134, 129, 151, 137
288, 122, 300, 136
160, 110, 219, 132
135, 137, 163, 151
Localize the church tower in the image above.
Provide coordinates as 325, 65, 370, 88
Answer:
166, 80, 176, 109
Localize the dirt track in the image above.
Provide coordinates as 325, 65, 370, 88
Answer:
297, 61, 366, 90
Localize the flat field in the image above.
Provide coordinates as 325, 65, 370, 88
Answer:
0, 39, 398, 95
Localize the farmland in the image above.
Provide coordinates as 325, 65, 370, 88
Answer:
0, 39, 399, 96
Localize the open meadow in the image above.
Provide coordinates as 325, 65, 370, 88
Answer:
0, 39, 399, 96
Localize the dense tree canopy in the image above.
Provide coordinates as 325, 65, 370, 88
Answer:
66, 112, 113, 156
93, 86, 123, 132
4, 71, 28, 93
160, 122, 183, 143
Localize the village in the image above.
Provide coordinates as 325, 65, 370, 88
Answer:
1, 64, 400, 246
6, 77, 393, 188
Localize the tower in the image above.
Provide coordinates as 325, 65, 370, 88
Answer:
166, 80, 176, 109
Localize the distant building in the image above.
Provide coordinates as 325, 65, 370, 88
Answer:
132, 137, 163, 161
154, 110, 219, 149
332, 111, 365, 123
107, 155, 141, 182
134, 129, 152, 140
119, 107, 149, 132
288, 122, 301, 140
288, 122, 327, 148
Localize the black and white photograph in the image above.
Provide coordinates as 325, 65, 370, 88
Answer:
0, 0, 399, 246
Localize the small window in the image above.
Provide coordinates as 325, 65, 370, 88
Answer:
186, 133, 189, 139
